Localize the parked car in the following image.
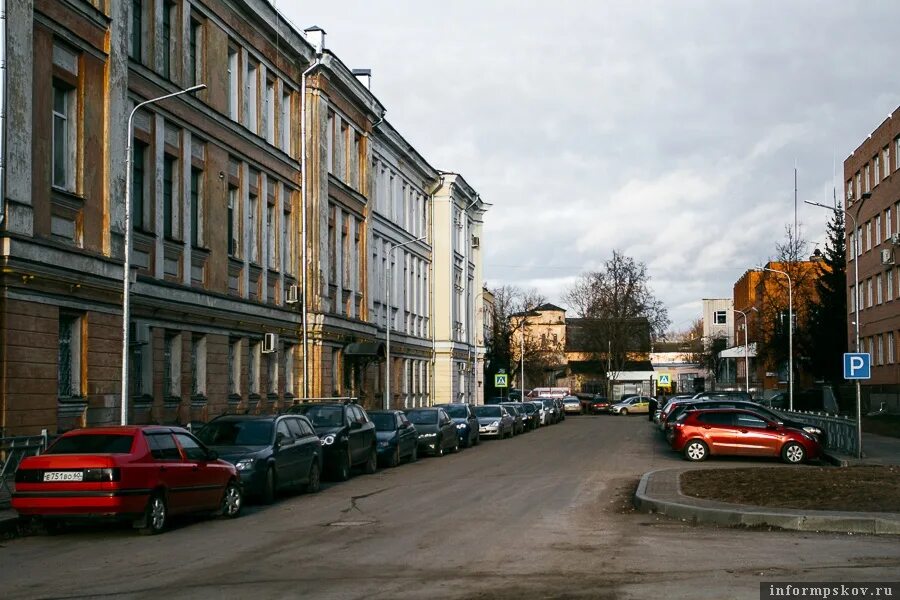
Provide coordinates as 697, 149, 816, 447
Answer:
610, 396, 654, 415
589, 396, 613, 414
474, 404, 515, 439
669, 408, 821, 464
554, 398, 567, 420
519, 401, 541, 430
562, 396, 582, 415
13, 426, 241, 535
530, 400, 551, 425
501, 403, 526, 435
692, 391, 753, 403
196, 414, 322, 504
287, 401, 378, 481
436, 403, 480, 448
541, 398, 560, 424
404, 407, 459, 456
664, 399, 826, 443
367, 410, 419, 467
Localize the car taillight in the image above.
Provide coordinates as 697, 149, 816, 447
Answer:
83, 468, 121, 482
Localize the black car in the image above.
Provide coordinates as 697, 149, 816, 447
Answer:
368, 410, 419, 467
501, 402, 526, 434
518, 401, 541, 430
436, 403, 480, 448
196, 414, 322, 504
669, 399, 826, 443
404, 407, 459, 456
287, 401, 378, 480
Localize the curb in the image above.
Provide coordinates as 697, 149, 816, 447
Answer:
633, 468, 900, 535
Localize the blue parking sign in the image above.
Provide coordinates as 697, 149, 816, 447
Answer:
843, 353, 871, 380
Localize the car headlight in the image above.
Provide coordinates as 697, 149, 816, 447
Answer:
321, 434, 336, 446
419, 433, 437, 438
456, 423, 467, 429
803, 426, 822, 436
490, 420, 499, 427
235, 458, 255, 471
377, 440, 390, 448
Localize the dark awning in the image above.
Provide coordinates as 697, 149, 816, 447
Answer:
344, 342, 386, 358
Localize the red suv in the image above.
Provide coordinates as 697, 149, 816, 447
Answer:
13, 426, 242, 534
669, 409, 820, 464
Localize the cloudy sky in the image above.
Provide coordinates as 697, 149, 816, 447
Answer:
280, 0, 900, 332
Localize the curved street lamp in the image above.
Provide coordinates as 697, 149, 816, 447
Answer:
121, 84, 206, 426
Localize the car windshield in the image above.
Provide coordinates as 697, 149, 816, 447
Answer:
474, 406, 501, 418
405, 410, 438, 425
564, 399, 579, 404
369, 413, 397, 431
542, 400, 554, 408
45, 434, 134, 454
292, 405, 344, 428
503, 405, 520, 415
196, 420, 273, 446
443, 405, 469, 419
522, 404, 535, 414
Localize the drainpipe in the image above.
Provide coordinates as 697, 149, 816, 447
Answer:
0, 0, 7, 227
300, 49, 322, 399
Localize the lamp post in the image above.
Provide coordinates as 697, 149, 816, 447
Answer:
732, 308, 750, 394
805, 199, 864, 458
384, 236, 426, 409
757, 266, 793, 411
121, 84, 206, 426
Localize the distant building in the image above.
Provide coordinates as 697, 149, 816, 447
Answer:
844, 107, 900, 410
702, 299, 733, 347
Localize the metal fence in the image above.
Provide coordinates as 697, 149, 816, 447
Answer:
0, 431, 50, 509
775, 409, 859, 456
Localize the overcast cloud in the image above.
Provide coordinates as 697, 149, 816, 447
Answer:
280, 0, 900, 332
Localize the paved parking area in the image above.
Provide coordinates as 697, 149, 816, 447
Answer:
1, 416, 898, 599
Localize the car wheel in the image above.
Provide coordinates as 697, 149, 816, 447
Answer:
452, 439, 460, 453
363, 447, 378, 474
782, 442, 806, 464
261, 466, 276, 504
138, 493, 167, 535
220, 481, 242, 519
436, 438, 445, 456
621, 408, 629, 416
334, 448, 351, 481
389, 445, 401, 468
409, 444, 418, 463
304, 461, 321, 494
684, 440, 708, 462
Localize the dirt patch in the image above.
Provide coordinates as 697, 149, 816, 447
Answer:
610, 479, 639, 514
680, 466, 900, 512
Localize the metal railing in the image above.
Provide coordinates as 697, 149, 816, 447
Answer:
774, 409, 859, 456
1, 431, 50, 509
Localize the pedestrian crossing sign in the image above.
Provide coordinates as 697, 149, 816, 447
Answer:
657, 373, 671, 387
494, 373, 508, 388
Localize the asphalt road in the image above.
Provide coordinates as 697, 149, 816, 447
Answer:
2, 416, 899, 600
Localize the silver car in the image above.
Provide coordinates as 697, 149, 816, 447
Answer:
474, 405, 515, 439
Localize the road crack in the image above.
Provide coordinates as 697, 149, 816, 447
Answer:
342, 488, 389, 515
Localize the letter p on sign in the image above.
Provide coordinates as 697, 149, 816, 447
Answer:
843, 353, 871, 380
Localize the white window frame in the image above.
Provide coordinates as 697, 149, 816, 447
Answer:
265, 78, 276, 144
227, 45, 240, 121
249, 340, 261, 395
52, 82, 77, 192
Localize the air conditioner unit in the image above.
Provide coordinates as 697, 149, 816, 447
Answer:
471, 236, 480, 249
262, 333, 278, 354
881, 248, 895, 266
285, 284, 299, 304
891, 233, 900, 246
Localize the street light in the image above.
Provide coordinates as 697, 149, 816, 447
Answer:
805, 198, 864, 458
121, 84, 206, 426
731, 308, 751, 394
384, 236, 426, 409
757, 265, 793, 411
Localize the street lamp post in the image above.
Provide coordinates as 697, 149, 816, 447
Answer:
732, 308, 750, 394
121, 84, 206, 426
758, 266, 793, 411
805, 199, 864, 458
384, 236, 426, 409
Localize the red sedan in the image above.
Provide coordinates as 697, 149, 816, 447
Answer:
669, 408, 821, 464
13, 425, 242, 534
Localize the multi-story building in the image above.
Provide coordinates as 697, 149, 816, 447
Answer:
432, 174, 487, 403
1, 0, 311, 435
844, 107, 900, 407
701, 298, 734, 346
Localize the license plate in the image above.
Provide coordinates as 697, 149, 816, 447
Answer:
43, 471, 83, 482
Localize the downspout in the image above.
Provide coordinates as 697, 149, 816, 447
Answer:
300, 50, 322, 399
0, 0, 7, 228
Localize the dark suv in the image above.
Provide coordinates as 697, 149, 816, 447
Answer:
287, 402, 377, 481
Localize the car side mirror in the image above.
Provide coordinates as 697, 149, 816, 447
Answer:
206, 450, 219, 461
274, 432, 285, 449
350, 421, 362, 430
766, 423, 778, 430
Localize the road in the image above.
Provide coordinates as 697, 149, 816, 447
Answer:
2, 416, 899, 600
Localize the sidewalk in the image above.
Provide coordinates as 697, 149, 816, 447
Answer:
822, 431, 900, 466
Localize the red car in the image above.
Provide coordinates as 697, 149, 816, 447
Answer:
669, 408, 820, 464
13, 425, 242, 534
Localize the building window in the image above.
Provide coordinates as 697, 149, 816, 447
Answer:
888, 332, 895, 364
228, 338, 241, 395
281, 91, 291, 152
864, 164, 871, 193
884, 146, 890, 179
888, 207, 893, 239
896, 137, 900, 171
877, 335, 884, 366
877, 274, 883, 304
265, 78, 276, 144
887, 269, 894, 301
249, 190, 259, 264
161, 0, 175, 79
52, 82, 77, 191
326, 112, 335, 174
284, 344, 295, 397
855, 172, 861, 198
130, 0, 144, 62
849, 284, 856, 313
163, 155, 176, 239
227, 45, 239, 120
189, 18, 202, 86
58, 315, 82, 399
283, 205, 292, 275
249, 341, 260, 395
228, 186, 240, 257
713, 310, 727, 325
132, 140, 147, 230
163, 332, 181, 398
866, 221, 872, 252
267, 203, 276, 269
867, 278, 873, 308
246, 60, 259, 134
191, 335, 206, 397
876, 215, 882, 246
267, 352, 278, 395
190, 168, 203, 247
874, 155, 881, 186
130, 323, 151, 397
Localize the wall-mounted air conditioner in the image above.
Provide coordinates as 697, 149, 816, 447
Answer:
472, 236, 480, 249
881, 248, 895, 266
285, 284, 299, 304
891, 233, 900, 246
263, 333, 278, 353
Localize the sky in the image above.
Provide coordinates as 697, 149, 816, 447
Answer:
279, 0, 900, 333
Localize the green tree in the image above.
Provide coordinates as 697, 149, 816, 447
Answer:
807, 208, 848, 382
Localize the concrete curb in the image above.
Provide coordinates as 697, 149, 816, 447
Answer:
633, 468, 900, 535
